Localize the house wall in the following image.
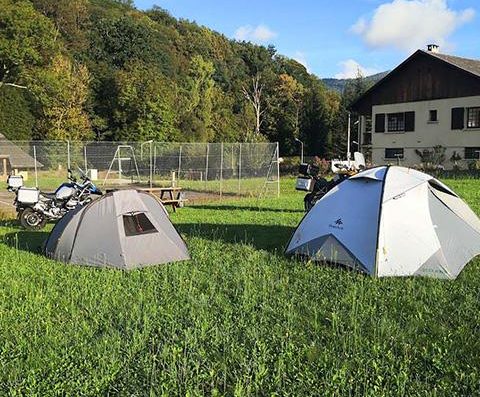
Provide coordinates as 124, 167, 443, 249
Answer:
371, 95, 480, 169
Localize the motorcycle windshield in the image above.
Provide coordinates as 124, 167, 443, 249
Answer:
55, 183, 75, 194
90, 184, 102, 194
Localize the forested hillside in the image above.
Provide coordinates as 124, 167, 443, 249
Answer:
323, 71, 388, 93
0, 0, 366, 156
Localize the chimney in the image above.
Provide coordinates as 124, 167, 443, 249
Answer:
427, 44, 440, 53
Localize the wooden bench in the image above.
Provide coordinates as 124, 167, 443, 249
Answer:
137, 187, 186, 212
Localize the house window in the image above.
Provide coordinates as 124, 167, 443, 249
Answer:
123, 212, 157, 236
465, 147, 480, 160
429, 110, 438, 122
376, 112, 414, 133
467, 107, 480, 128
387, 113, 405, 132
385, 148, 404, 159
375, 113, 385, 133
451, 107, 465, 130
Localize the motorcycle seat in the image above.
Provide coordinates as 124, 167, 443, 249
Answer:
41, 192, 57, 199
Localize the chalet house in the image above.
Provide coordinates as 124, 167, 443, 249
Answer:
351, 45, 480, 169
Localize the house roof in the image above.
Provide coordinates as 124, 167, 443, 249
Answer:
350, 49, 480, 112
427, 51, 480, 78
0, 134, 43, 169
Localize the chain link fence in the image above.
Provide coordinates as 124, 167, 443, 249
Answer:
0, 140, 279, 209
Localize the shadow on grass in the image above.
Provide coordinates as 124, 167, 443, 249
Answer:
177, 223, 295, 253
2, 231, 49, 254
188, 204, 304, 214
0, 219, 19, 227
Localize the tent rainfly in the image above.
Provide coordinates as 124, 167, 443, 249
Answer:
44, 190, 190, 269
286, 166, 480, 279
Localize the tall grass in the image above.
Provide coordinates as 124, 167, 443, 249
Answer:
0, 178, 478, 395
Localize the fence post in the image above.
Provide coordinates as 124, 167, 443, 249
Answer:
220, 142, 224, 199
67, 140, 71, 171
33, 145, 38, 188
149, 141, 153, 189
178, 145, 182, 181
205, 143, 209, 186
276, 142, 280, 198
238, 143, 242, 194
153, 144, 157, 179
84, 145, 88, 172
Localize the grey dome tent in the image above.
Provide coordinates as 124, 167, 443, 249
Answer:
45, 190, 190, 269
286, 166, 480, 279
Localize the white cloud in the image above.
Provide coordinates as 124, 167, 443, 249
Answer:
351, 0, 475, 52
234, 24, 277, 43
335, 59, 379, 79
293, 51, 310, 72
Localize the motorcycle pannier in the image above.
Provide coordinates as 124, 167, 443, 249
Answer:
17, 187, 40, 204
296, 177, 314, 192
7, 175, 24, 189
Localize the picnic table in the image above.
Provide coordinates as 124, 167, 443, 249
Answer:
137, 187, 186, 212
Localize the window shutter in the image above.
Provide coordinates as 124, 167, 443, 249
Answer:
451, 108, 465, 130
404, 111, 415, 131
375, 113, 385, 133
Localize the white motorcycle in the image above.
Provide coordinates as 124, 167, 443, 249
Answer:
7, 169, 102, 230
295, 152, 366, 212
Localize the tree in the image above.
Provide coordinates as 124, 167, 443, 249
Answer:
242, 74, 265, 140
33, 55, 92, 141
0, 0, 58, 90
269, 74, 307, 154
180, 55, 215, 141
0, 87, 36, 140
0, 0, 351, 153
113, 61, 178, 141
277, 74, 305, 137
31, 0, 90, 53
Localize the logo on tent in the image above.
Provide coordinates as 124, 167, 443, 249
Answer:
329, 218, 344, 230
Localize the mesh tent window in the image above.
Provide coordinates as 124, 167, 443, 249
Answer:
123, 212, 157, 236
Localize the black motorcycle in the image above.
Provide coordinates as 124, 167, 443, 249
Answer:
7, 169, 102, 230
295, 162, 351, 212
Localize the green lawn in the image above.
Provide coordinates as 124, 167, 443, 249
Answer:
0, 178, 479, 396
2, 172, 275, 198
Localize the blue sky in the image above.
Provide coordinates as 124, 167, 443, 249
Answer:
134, 0, 479, 79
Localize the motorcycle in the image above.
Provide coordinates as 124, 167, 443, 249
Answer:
7, 169, 102, 230
295, 153, 366, 212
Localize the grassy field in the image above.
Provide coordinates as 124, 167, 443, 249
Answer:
0, 178, 479, 396
1, 171, 274, 198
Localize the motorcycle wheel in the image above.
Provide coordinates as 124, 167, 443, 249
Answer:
304, 193, 316, 212
304, 189, 328, 212
19, 208, 47, 231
